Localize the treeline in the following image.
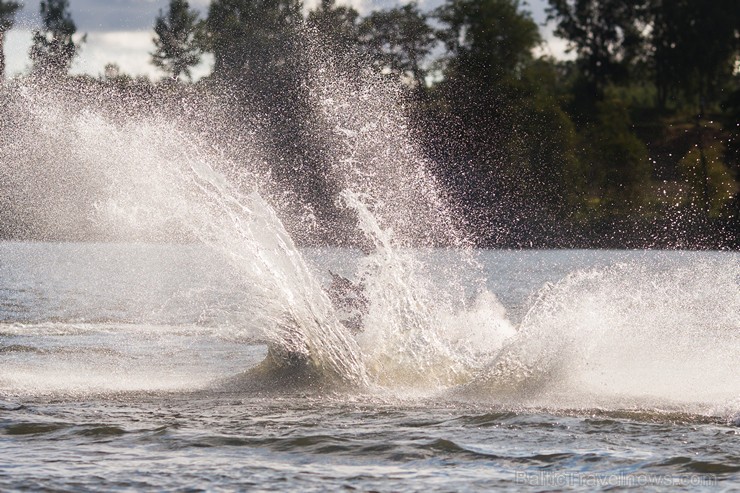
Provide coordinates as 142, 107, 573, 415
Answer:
1, 0, 738, 249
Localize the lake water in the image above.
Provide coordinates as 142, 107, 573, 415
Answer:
0, 242, 737, 491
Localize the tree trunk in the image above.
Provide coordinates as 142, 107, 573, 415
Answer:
0, 31, 6, 82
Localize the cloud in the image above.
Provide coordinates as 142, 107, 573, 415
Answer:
5, 30, 33, 78
14, 0, 210, 32
5, 29, 213, 80
535, 33, 574, 61
74, 30, 213, 80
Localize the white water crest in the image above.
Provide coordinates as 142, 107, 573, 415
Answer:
463, 254, 740, 415
342, 190, 515, 389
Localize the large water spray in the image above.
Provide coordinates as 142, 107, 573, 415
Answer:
0, 29, 496, 390
1, 30, 738, 416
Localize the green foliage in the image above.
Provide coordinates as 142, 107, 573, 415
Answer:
679, 141, 738, 217
580, 99, 651, 215
151, 0, 203, 81
3, 0, 734, 246
357, 3, 436, 89
206, 0, 302, 82
546, 0, 647, 99
205, 0, 345, 237
436, 0, 540, 84
425, 0, 584, 228
514, 69, 587, 215
30, 0, 86, 77
649, 0, 739, 109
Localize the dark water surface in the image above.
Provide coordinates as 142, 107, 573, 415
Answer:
1, 243, 737, 491
1, 393, 736, 491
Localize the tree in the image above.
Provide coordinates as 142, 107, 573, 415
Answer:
206, 0, 302, 85
649, 0, 739, 109
307, 0, 359, 52
151, 0, 203, 81
546, 0, 647, 101
30, 0, 85, 77
205, 0, 342, 240
426, 0, 590, 241
357, 3, 436, 90
678, 140, 737, 218
436, 0, 540, 84
0, 0, 21, 81
204, 0, 307, 162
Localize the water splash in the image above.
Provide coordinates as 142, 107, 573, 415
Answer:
1, 32, 738, 421
2, 80, 368, 387
295, 35, 496, 387
462, 254, 740, 415
303, 39, 469, 250
2, 30, 488, 391
342, 190, 514, 389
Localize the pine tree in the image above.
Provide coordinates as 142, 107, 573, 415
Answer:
30, 0, 85, 77
151, 0, 203, 81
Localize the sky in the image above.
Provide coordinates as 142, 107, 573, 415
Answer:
3, 0, 569, 81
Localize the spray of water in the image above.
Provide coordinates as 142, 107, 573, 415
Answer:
1, 31, 738, 419
294, 33, 507, 388
2, 79, 369, 387
462, 255, 739, 415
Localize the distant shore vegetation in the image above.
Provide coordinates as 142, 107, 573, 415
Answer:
0, 0, 738, 249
